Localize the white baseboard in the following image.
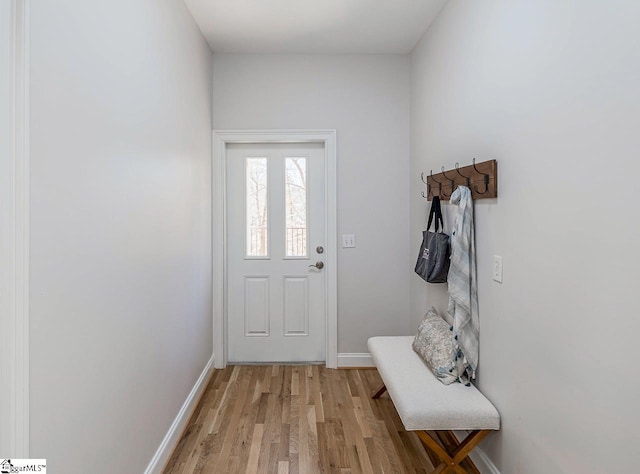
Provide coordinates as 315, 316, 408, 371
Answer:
472, 447, 501, 474
453, 431, 501, 474
144, 354, 215, 474
337, 352, 374, 368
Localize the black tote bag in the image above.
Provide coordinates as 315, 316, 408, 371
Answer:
414, 196, 450, 283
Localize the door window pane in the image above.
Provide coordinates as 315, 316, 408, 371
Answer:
246, 157, 268, 257
285, 157, 307, 257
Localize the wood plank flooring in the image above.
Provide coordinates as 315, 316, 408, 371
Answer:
163, 365, 435, 474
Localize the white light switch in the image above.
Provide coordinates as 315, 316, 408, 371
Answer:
342, 234, 356, 248
493, 255, 503, 283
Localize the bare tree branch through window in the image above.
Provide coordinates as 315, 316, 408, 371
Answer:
246, 157, 268, 256
285, 157, 307, 257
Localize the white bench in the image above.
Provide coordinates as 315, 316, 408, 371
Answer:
368, 336, 500, 474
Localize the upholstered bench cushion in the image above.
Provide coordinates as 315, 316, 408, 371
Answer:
368, 336, 500, 431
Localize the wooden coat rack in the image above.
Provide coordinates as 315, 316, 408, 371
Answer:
421, 159, 497, 201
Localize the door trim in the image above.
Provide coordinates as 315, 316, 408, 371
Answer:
0, 0, 30, 456
212, 130, 337, 369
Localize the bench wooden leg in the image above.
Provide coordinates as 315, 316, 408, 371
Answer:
416, 429, 491, 474
434, 431, 480, 474
371, 383, 387, 399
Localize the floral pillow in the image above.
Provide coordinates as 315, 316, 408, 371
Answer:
412, 307, 465, 385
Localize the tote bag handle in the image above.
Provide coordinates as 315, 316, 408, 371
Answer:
426, 196, 444, 232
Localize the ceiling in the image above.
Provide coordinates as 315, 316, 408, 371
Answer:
184, 0, 448, 54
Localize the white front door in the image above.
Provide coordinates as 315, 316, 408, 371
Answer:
226, 143, 326, 363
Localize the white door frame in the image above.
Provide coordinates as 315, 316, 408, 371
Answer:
0, 0, 30, 457
212, 130, 337, 369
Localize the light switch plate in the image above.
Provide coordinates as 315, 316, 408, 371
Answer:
342, 234, 356, 248
493, 255, 503, 283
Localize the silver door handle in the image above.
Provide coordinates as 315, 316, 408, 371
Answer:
309, 261, 324, 270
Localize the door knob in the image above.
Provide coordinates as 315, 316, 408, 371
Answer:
309, 261, 324, 270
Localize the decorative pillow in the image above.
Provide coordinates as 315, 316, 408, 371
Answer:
412, 307, 465, 385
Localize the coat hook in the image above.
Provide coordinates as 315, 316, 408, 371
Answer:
441, 166, 456, 197
420, 171, 430, 198
430, 170, 443, 198
472, 158, 490, 194
454, 162, 471, 187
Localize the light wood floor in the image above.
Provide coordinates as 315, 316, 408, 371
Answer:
163, 365, 435, 473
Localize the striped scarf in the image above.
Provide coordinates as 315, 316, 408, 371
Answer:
447, 186, 480, 381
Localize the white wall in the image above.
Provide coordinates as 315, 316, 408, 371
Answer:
213, 54, 411, 354
29, 1, 213, 471
410, 1, 640, 472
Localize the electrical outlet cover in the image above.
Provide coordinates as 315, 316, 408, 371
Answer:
493, 255, 503, 283
342, 234, 356, 248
